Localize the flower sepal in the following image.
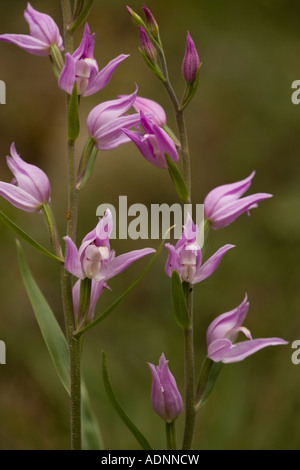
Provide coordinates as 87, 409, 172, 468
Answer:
180, 63, 201, 111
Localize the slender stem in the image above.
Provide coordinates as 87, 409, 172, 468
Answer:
61, 268, 82, 450
182, 283, 195, 450
61, 0, 81, 450
157, 48, 192, 200
165, 421, 177, 450
157, 46, 195, 449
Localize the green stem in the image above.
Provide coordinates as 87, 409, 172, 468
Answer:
157, 48, 192, 200
61, 267, 82, 450
61, 0, 81, 451
157, 45, 195, 449
165, 421, 177, 450
182, 283, 195, 450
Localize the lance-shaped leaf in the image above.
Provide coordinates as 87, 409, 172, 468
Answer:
165, 153, 190, 203
69, 0, 95, 33
17, 241, 103, 449
102, 351, 152, 450
195, 357, 222, 411
81, 381, 104, 450
68, 83, 80, 142
17, 240, 70, 392
171, 270, 191, 329
0, 210, 63, 263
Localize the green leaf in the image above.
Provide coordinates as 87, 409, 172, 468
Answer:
69, 0, 95, 33
195, 358, 223, 411
81, 382, 104, 450
68, 83, 80, 142
17, 241, 103, 448
102, 351, 152, 450
16, 240, 70, 393
75, 234, 168, 337
0, 210, 63, 264
165, 153, 190, 203
171, 270, 191, 329
180, 64, 202, 111
139, 48, 166, 82
76, 138, 98, 190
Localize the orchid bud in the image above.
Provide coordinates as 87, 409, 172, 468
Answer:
139, 26, 157, 63
126, 6, 146, 28
142, 5, 160, 40
182, 32, 200, 83
148, 354, 183, 423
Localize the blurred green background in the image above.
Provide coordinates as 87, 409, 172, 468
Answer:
0, 0, 300, 450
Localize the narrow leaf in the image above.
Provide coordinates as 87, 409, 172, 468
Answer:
73, 0, 84, 21
102, 351, 152, 450
16, 240, 70, 393
0, 210, 63, 263
165, 153, 189, 203
69, 0, 95, 33
68, 83, 80, 142
195, 357, 223, 411
17, 241, 103, 447
171, 270, 191, 329
81, 381, 104, 450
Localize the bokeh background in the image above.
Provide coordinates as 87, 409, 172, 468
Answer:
0, 0, 299, 450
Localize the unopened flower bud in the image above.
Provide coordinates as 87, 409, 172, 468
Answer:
142, 5, 160, 39
148, 354, 183, 423
182, 31, 200, 83
126, 6, 146, 28
139, 26, 157, 63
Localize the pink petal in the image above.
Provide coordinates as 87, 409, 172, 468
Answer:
93, 247, 155, 282
58, 53, 76, 94
219, 338, 289, 364
64, 237, 84, 279
24, 3, 63, 50
204, 171, 256, 219
193, 244, 234, 284
206, 294, 249, 345
209, 193, 273, 229
0, 33, 50, 56
84, 54, 129, 97
0, 182, 40, 212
